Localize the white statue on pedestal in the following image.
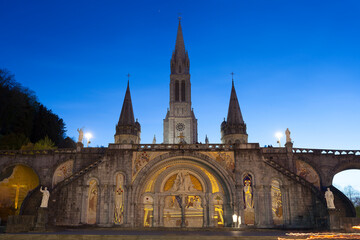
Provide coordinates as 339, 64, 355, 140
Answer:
325, 188, 335, 209
285, 128, 291, 143
77, 128, 84, 143
40, 186, 50, 208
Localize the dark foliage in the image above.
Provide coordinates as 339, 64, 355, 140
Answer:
0, 69, 70, 149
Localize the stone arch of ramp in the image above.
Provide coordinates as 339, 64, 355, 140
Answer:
329, 161, 360, 185
131, 152, 235, 227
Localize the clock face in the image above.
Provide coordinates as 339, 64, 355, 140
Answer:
176, 123, 185, 131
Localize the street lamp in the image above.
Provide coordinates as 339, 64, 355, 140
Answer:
275, 132, 283, 147
85, 132, 92, 147
232, 213, 238, 228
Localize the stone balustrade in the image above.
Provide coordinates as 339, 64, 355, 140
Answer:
292, 148, 360, 155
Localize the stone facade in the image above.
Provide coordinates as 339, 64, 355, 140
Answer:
1, 20, 360, 231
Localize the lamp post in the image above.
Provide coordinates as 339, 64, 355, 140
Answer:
275, 132, 283, 147
232, 213, 238, 228
85, 132, 92, 147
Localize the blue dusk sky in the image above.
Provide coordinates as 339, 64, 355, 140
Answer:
1, 1, 360, 188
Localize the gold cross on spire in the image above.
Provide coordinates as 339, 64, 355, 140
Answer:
178, 13, 182, 22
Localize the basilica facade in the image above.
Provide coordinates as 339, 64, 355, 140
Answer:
1, 20, 359, 230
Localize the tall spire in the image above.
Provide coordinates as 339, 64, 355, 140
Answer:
227, 81, 245, 125
171, 18, 189, 74
174, 18, 186, 59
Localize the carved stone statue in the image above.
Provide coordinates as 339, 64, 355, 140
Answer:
170, 171, 196, 192
325, 188, 335, 209
285, 128, 291, 143
77, 128, 84, 143
40, 186, 50, 208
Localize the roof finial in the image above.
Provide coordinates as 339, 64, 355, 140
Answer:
127, 73, 130, 86
178, 13, 182, 23
231, 72, 234, 86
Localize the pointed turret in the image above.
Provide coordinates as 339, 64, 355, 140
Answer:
221, 80, 248, 144
227, 80, 245, 125
115, 81, 141, 144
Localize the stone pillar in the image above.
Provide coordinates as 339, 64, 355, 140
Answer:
202, 194, 208, 227
181, 194, 186, 227
285, 142, 294, 172
34, 208, 48, 232
328, 209, 341, 230
159, 197, 164, 227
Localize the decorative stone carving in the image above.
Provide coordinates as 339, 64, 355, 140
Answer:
170, 171, 196, 192
285, 128, 291, 143
201, 152, 235, 173
132, 152, 168, 180
325, 188, 335, 209
39, 186, 50, 208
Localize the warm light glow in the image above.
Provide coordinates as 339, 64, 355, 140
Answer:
353, 225, 360, 230
232, 213, 238, 222
85, 132, 93, 140
275, 132, 283, 139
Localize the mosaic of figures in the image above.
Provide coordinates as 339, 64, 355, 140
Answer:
213, 194, 224, 227
114, 173, 125, 224
143, 195, 154, 227
201, 152, 235, 174
243, 174, 255, 225
87, 179, 98, 224
132, 152, 168, 180
52, 160, 73, 187
271, 179, 283, 225
295, 160, 320, 189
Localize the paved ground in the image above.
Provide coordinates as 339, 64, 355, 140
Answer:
0, 228, 291, 240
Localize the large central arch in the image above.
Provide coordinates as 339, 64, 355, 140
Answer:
131, 152, 235, 227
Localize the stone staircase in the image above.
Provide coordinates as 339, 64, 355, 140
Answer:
263, 158, 325, 202
51, 157, 104, 194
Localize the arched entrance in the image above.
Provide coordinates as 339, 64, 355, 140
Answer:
133, 155, 234, 228
0, 164, 39, 224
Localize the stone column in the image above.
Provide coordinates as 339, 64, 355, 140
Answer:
153, 194, 159, 227
181, 194, 186, 227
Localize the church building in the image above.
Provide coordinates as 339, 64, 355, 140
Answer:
1, 20, 359, 231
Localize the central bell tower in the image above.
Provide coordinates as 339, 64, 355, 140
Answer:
163, 19, 198, 144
